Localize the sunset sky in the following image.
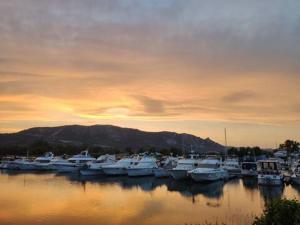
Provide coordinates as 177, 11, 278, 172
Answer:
1, 0, 300, 147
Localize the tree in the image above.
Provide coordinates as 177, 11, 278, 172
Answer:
279, 140, 299, 156
253, 199, 300, 225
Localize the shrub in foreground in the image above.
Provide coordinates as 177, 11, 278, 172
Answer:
252, 198, 300, 225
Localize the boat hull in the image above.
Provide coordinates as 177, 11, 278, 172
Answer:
154, 168, 170, 178
241, 170, 257, 177
258, 175, 283, 186
17, 163, 36, 171
291, 175, 300, 185
54, 164, 80, 173
80, 169, 104, 176
169, 169, 188, 180
189, 170, 228, 182
102, 167, 127, 176
127, 168, 155, 177
33, 163, 53, 171
225, 168, 241, 177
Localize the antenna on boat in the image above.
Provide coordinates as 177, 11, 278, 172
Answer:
181, 135, 185, 155
224, 128, 228, 147
224, 128, 228, 160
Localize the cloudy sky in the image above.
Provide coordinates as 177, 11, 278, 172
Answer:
1, 0, 300, 147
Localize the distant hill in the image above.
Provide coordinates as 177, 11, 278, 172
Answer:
0, 125, 224, 153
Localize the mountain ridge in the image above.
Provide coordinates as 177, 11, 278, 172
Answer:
0, 124, 224, 153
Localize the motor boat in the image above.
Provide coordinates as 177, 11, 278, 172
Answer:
48, 156, 68, 170
169, 153, 201, 180
188, 157, 228, 182
274, 150, 287, 158
102, 157, 139, 176
291, 160, 300, 185
154, 156, 177, 178
0, 159, 20, 170
222, 158, 241, 177
241, 161, 258, 177
53, 151, 96, 173
257, 159, 283, 186
14, 158, 36, 170
32, 152, 55, 171
80, 154, 116, 176
127, 157, 158, 177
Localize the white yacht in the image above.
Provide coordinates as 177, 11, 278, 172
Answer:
102, 157, 139, 175
257, 159, 283, 186
80, 154, 116, 176
222, 158, 241, 177
274, 150, 287, 158
53, 151, 96, 173
291, 160, 300, 185
0, 159, 20, 170
14, 158, 36, 170
169, 154, 201, 180
32, 152, 55, 171
241, 161, 258, 177
127, 157, 158, 177
154, 156, 177, 178
188, 157, 228, 182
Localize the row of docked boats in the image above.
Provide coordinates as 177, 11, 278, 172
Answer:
1, 151, 299, 186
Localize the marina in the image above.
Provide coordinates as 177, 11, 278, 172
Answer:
1, 150, 300, 224
0, 169, 299, 225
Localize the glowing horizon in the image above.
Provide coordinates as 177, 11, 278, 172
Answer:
1, 1, 300, 147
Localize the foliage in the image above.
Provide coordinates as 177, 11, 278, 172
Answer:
0, 140, 184, 157
279, 139, 299, 154
252, 199, 300, 225
227, 146, 266, 158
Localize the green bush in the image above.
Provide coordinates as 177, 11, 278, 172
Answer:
253, 199, 300, 225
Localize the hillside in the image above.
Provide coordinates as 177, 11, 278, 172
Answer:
0, 125, 224, 153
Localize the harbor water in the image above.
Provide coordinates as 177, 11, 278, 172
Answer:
0, 171, 299, 225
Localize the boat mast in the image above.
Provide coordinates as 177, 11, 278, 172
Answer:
224, 128, 228, 159
224, 128, 228, 147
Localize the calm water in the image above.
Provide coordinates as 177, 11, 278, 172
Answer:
0, 171, 299, 225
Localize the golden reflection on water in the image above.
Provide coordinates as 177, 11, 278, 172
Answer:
0, 172, 299, 225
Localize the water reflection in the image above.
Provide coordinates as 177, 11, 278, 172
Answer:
167, 180, 225, 200
242, 177, 258, 190
0, 171, 299, 225
259, 186, 284, 201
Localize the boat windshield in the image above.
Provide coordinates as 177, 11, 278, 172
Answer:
260, 162, 279, 171
242, 163, 257, 170
135, 162, 156, 168
198, 163, 219, 169
35, 159, 51, 163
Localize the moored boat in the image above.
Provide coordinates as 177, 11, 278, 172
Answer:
53, 151, 96, 173
102, 157, 139, 176
241, 161, 258, 177
154, 156, 177, 178
127, 157, 158, 177
222, 158, 241, 178
80, 154, 116, 176
257, 159, 283, 186
189, 157, 228, 182
291, 160, 300, 185
169, 153, 200, 180
32, 152, 55, 171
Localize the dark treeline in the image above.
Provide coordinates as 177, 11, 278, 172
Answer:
0, 139, 183, 158
278, 139, 299, 154
1, 139, 299, 159
227, 146, 270, 158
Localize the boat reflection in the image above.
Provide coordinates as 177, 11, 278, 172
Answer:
259, 185, 284, 202
62, 173, 226, 200
242, 177, 258, 190
167, 179, 225, 200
